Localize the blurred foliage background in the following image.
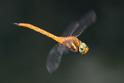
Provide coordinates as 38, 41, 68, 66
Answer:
0, 0, 124, 83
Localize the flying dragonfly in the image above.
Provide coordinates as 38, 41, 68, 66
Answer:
14, 10, 96, 73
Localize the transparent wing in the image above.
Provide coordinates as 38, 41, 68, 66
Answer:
46, 44, 68, 73
63, 10, 96, 37
46, 10, 96, 73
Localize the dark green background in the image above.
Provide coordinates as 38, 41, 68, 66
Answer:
0, 0, 124, 83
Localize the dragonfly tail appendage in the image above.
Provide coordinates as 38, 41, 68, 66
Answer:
14, 23, 64, 44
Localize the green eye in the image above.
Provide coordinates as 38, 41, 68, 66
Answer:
79, 42, 87, 54
80, 48, 83, 50
79, 47, 84, 53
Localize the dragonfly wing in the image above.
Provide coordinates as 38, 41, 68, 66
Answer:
63, 10, 96, 37
46, 44, 68, 73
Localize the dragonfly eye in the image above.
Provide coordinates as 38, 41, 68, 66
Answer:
79, 42, 89, 55
80, 47, 84, 51
79, 45, 84, 53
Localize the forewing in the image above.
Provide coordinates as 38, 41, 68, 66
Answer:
46, 44, 68, 73
63, 10, 96, 37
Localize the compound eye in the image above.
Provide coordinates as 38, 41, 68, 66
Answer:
80, 47, 83, 51
79, 42, 89, 55
79, 42, 88, 54
79, 45, 84, 53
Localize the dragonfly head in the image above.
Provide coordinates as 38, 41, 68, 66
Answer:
79, 42, 89, 55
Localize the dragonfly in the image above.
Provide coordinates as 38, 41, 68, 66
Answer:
14, 10, 96, 73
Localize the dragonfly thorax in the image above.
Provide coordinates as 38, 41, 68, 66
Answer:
61, 36, 80, 52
